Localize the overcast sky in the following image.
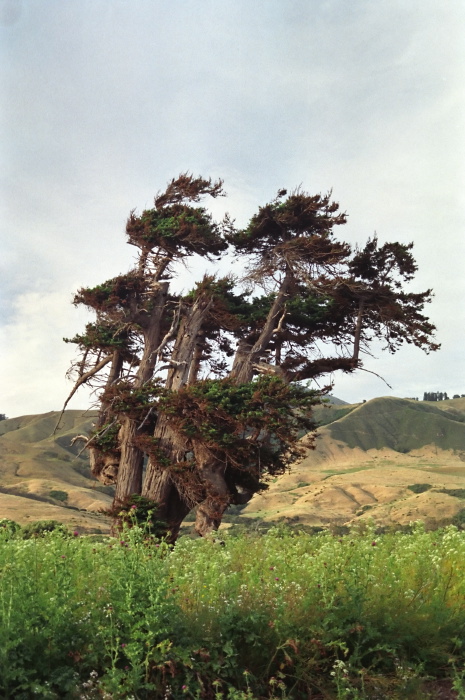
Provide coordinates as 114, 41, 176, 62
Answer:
1, 0, 464, 417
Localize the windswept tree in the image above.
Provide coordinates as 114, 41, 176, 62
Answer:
62, 174, 439, 540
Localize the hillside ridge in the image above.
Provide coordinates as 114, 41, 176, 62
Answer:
240, 395, 465, 530
0, 410, 111, 533
2, 398, 465, 532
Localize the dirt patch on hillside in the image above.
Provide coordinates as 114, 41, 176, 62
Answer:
0, 492, 111, 533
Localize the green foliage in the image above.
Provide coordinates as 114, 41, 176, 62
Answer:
1, 526, 465, 697
423, 391, 450, 401
126, 204, 228, 258
20, 520, 70, 539
49, 490, 68, 502
0, 518, 20, 538
230, 190, 347, 254
451, 509, 465, 529
109, 494, 169, 539
73, 272, 147, 312
102, 380, 164, 419
64, 322, 138, 362
408, 484, 432, 494
158, 375, 319, 476
185, 275, 263, 333
440, 488, 465, 499
91, 421, 121, 452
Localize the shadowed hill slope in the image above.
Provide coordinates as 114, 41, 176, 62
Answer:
326, 397, 465, 453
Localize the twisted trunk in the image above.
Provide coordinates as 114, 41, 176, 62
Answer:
142, 293, 214, 531
141, 415, 191, 540
192, 441, 230, 537
113, 283, 169, 506
89, 350, 124, 484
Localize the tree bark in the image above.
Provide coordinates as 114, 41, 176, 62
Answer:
187, 330, 205, 384
353, 298, 365, 362
141, 414, 191, 539
89, 350, 124, 483
165, 293, 213, 391
113, 283, 169, 507
230, 272, 293, 384
192, 440, 230, 537
141, 293, 214, 530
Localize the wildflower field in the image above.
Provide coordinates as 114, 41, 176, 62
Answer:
1, 521, 465, 699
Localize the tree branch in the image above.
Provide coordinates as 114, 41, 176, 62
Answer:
52, 354, 113, 434
153, 300, 183, 362
74, 419, 118, 457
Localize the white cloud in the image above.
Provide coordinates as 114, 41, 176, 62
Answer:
0, 290, 94, 416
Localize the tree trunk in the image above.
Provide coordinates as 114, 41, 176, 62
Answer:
113, 283, 169, 507
230, 272, 293, 384
192, 440, 230, 537
353, 298, 365, 362
141, 414, 191, 539
89, 349, 124, 483
141, 293, 214, 533
165, 293, 213, 390
113, 418, 144, 503
187, 330, 205, 384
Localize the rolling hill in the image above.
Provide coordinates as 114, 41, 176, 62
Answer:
2, 397, 465, 533
0, 410, 112, 533
240, 396, 465, 529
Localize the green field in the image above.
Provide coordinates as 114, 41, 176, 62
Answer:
1, 521, 465, 698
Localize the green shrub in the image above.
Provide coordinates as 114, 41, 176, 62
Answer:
439, 488, 465, 499
408, 483, 432, 494
0, 518, 20, 539
451, 508, 465, 529
107, 494, 169, 539
49, 490, 68, 502
20, 519, 70, 539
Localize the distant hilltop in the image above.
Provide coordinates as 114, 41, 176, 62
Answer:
326, 396, 349, 406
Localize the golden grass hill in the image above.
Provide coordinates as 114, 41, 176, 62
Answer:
1, 396, 465, 533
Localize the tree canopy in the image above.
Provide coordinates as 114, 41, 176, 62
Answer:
62, 174, 439, 540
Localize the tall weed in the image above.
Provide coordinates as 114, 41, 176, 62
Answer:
1, 522, 465, 697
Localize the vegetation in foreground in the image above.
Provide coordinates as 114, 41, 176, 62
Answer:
1, 519, 465, 698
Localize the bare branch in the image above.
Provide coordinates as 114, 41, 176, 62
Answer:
272, 306, 287, 334
152, 300, 183, 363
357, 366, 393, 389
75, 419, 118, 457
70, 435, 88, 446
52, 354, 113, 435
138, 407, 155, 431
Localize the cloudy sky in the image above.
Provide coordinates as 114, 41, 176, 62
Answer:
1, 0, 464, 417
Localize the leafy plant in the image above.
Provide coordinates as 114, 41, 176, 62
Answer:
0, 525, 465, 696
49, 490, 68, 502
408, 484, 432, 494
20, 519, 70, 539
